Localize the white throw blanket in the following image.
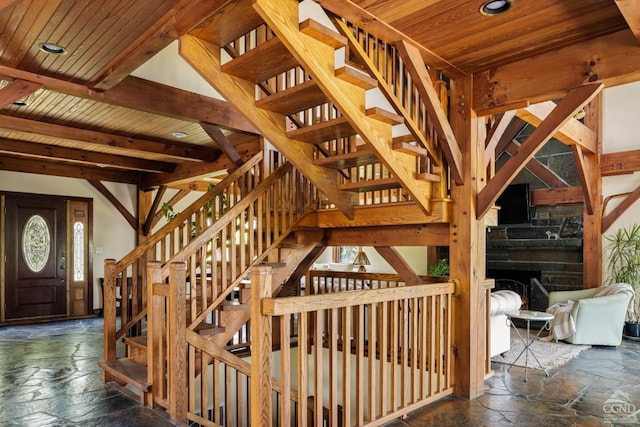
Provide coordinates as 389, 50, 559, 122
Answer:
544, 301, 575, 341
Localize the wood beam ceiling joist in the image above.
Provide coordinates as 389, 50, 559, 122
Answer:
140, 139, 260, 190
476, 83, 603, 219
516, 101, 597, 154
0, 138, 176, 173
0, 66, 257, 134
615, 0, 640, 44
179, 34, 356, 220
395, 40, 463, 185
92, 0, 233, 90
0, 114, 218, 163
0, 154, 139, 184
0, 79, 41, 107
474, 30, 640, 115
88, 180, 137, 230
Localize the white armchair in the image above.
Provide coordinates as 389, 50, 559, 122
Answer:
489, 290, 522, 357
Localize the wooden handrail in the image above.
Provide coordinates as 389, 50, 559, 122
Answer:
263, 281, 455, 316
116, 152, 263, 271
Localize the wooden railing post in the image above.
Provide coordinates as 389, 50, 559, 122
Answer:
146, 261, 162, 408
103, 259, 117, 362
251, 265, 274, 427
168, 262, 187, 422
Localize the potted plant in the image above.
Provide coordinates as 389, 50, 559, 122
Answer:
604, 224, 640, 337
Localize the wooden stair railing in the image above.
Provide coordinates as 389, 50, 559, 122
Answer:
103, 152, 266, 366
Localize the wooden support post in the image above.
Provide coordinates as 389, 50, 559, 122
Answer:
582, 94, 603, 288
251, 265, 274, 427
146, 261, 162, 408
103, 259, 117, 363
168, 262, 187, 422
449, 76, 487, 399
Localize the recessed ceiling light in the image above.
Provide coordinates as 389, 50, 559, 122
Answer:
172, 131, 188, 138
12, 100, 27, 107
38, 42, 67, 55
480, 0, 513, 16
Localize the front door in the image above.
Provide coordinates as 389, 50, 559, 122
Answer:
5, 196, 67, 320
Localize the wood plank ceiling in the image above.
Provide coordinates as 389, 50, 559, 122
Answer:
0, 0, 637, 188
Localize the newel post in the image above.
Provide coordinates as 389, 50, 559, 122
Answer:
103, 259, 117, 363
168, 262, 187, 422
251, 265, 274, 427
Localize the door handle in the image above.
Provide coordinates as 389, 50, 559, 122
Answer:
59, 256, 66, 270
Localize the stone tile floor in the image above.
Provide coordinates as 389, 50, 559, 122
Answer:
1, 318, 639, 426
0, 318, 174, 426
390, 339, 640, 426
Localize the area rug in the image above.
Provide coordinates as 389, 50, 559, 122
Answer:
492, 328, 590, 371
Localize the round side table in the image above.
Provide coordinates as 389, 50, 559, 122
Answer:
505, 310, 554, 381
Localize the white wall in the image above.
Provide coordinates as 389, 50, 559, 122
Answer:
602, 81, 640, 282
0, 171, 137, 308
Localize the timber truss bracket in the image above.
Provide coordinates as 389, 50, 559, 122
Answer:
477, 83, 603, 219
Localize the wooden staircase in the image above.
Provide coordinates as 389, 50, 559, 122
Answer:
99, 151, 323, 405
180, 0, 460, 221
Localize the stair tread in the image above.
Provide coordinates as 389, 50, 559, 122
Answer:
222, 37, 298, 83
336, 66, 377, 89
124, 335, 147, 349
195, 322, 226, 336
299, 18, 347, 48
256, 79, 328, 115
366, 107, 404, 125
98, 358, 150, 391
220, 300, 249, 311
314, 148, 379, 169
339, 177, 401, 192
287, 116, 356, 144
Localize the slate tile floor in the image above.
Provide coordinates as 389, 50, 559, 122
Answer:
0, 318, 173, 426
1, 319, 639, 426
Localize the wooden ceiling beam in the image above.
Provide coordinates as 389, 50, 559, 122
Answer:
0, 155, 139, 184
0, 79, 41, 107
474, 30, 640, 115
477, 83, 603, 219
396, 40, 463, 185
140, 139, 260, 190
601, 149, 640, 176
531, 186, 584, 206
615, 0, 640, 43
0, 66, 257, 134
88, 180, 137, 230
92, 0, 232, 90
323, 224, 449, 247
201, 121, 244, 168
179, 33, 356, 219
0, 114, 218, 163
0, 138, 175, 173
516, 101, 597, 153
